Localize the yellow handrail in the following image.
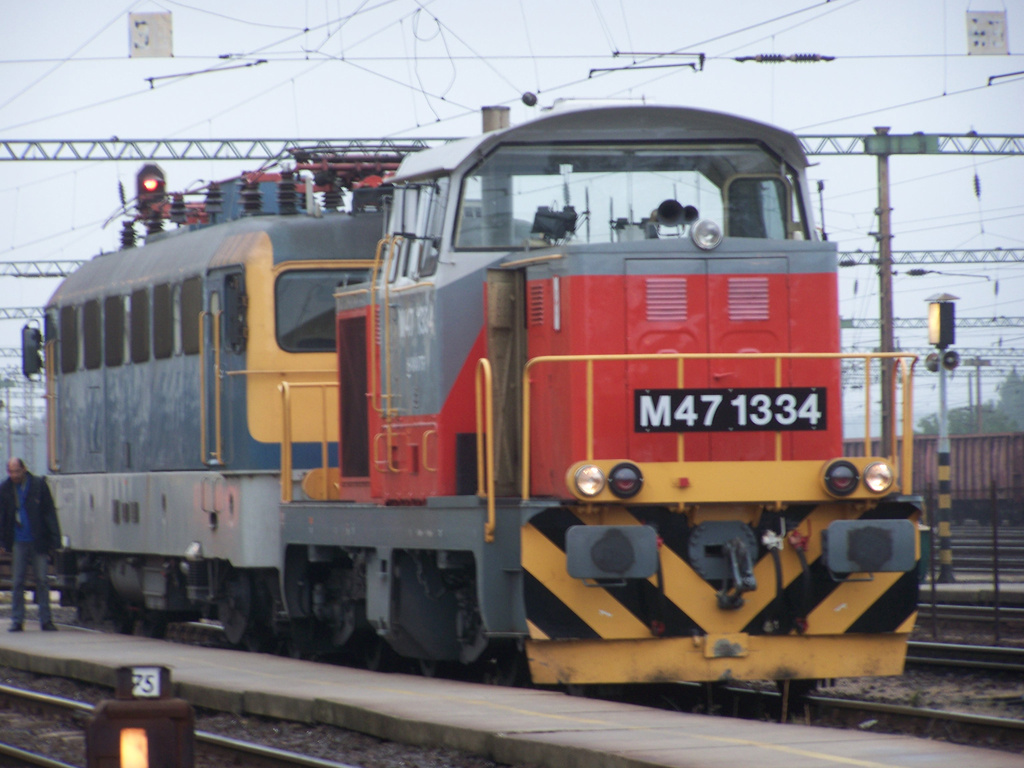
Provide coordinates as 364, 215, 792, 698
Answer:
519, 351, 918, 500
278, 380, 338, 503
475, 358, 496, 543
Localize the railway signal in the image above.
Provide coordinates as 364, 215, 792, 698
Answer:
928, 293, 959, 584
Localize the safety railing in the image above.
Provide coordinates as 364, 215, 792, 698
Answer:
517, 351, 917, 500
44, 340, 58, 472
279, 380, 338, 503
198, 310, 223, 465
474, 359, 496, 543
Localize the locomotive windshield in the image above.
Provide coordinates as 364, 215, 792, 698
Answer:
454, 142, 806, 249
276, 268, 370, 351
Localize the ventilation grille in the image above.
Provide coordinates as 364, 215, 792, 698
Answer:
645, 277, 688, 322
728, 277, 770, 321
528, 282, 546, 326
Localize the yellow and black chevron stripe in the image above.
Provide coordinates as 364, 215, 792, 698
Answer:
521, 503, 920, 684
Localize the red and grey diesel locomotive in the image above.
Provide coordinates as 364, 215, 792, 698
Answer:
38, 103, 921, 687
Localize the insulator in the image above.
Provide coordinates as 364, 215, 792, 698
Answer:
757, 53, 786, 63
322, 184, 344, 212
278, 168, 298, 215
792, 53, 831, 62
120, 220, 137, 250
204, 182, 223, 222
974, 173, 981, 198
239, 179, 262, 216
170, 194, 187, 225
145, 214, 164, 236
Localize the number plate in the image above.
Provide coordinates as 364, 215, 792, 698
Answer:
634, 387, 826, 432
131, 666, 162, 698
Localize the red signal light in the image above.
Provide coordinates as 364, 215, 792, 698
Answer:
136, 163, 166, 212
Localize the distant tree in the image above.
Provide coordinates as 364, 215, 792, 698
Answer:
916, 402, 1019, 435
995, 369, 1024, 431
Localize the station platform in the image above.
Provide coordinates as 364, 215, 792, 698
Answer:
0, 626, 1017, 768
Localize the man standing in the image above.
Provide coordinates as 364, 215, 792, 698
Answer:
0, 458, 61, 632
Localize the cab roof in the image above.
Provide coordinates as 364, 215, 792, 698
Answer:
391, 104, 808, 183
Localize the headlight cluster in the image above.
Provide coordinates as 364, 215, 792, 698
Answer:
572, 463, 644, 499
822, 459, 895, 497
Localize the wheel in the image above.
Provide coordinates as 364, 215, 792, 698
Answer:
218, 571, 252, 646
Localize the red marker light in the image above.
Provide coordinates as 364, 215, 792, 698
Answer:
142, 177, 160, 192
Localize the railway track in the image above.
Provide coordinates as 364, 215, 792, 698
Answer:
0, 683, 366, 768
906, 641, 1024, 672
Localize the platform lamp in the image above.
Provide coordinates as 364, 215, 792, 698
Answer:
926, 293, 959, 584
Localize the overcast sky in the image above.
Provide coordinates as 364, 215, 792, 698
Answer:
1, 0, 1022, 424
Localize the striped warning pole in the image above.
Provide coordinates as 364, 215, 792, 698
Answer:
936, 356, 955, 583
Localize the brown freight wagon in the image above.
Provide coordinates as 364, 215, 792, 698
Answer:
844, 432, 1024, 525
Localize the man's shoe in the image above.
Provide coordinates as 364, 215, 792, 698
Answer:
8, 623, 23, 632
40, 622, 57, 632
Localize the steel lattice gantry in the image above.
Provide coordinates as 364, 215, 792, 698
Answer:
1, 133, 1022, 162
0, 137, 449, 162
842, 317, 1024, 329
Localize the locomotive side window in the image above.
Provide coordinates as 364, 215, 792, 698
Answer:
59, 305, 78, 374
224, 271, 247, 354
83, 300, 102, 370
152, 282, 173, 360
388, 179, 449, 281
454, 143, 807, 249
275, 268, 369, 352
180, 277, 202, 355
724, 177, 789, 239
130, 288, 150, 363
104, 296, 124, 368
418, 178, 449, 278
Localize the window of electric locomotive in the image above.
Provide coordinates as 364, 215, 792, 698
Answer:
453, 143, 808, 247
275, 268, 370, 352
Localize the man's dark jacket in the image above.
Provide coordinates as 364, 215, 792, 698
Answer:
0, 472, 61, 555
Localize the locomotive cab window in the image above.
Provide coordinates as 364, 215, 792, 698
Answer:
276, 268, 370, 352
388, 178, 449, 281
454, 142, 809, 249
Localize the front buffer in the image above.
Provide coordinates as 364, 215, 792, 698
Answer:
520, 460, 921, 686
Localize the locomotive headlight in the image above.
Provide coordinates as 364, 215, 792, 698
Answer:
863, 461, 895, 493
574, 465, 606, 497
608, 462, 643, 498
690, 219, 723, 250
822, 460, 859, 497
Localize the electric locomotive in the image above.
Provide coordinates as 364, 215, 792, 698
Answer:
36, 148, 415, 643
277, 103, 923, 685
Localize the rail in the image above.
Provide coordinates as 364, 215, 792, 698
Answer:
279, 380, 338, 503
518, 351, 917, 500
